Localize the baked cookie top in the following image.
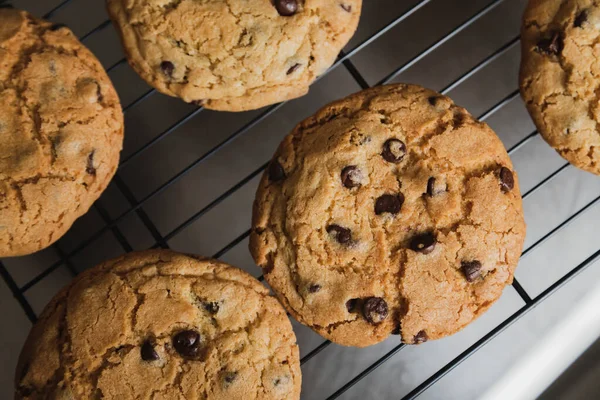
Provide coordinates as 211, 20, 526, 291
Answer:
15, 250, 301, 400
106, 0, 361, 111
0, 9, 124, 257
520, 0, 600, 174
251, 84, 526, 347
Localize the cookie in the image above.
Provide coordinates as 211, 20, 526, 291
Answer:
520, 0, 600, 174
15, 250, 301, 399
0, 9, 124, 257
106, 0, 362, 111
250, 84, 526, 347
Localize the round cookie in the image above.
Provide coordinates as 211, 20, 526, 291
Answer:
0, 9, 124, 257
250, 84, 526, 347
106, 0, 362, 111
15, 250, 301, 399
520, 0, 600, 174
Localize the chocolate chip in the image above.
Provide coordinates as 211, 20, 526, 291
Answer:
426, 177, 446, 197
341, 166, 361, 188
160, 61, 175, 77
86, 150, 96, 176
428, 96, 442, 106
414, 330, 428, 344
340, 4, 352, 12
346, 298, 359, 313
268, 160, 285, 182
410, 232, 436, 254
574, 10, 588, 27
203, 302, 219, 314
96, 82, 103, 103
381, 139, 406, 163
173, 330, 201, 358
391, 325, 401, 335
287, 63, 301, 75
326, 224, 352, 244
275, 0, 298, 16
362, 297, 388, 324
141, 340, 159, 361
308, 284, 321, 293
537, 31, 563, 56
375, 194, 404, 215
499, 167, 514, 193
461, 260, 482, 282
49, 23, 67, 31
223, 371, 238, 386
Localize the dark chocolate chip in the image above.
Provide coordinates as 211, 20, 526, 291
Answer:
203, 302, 220, 314
308, 284, 321, 293
173, 330, 201, 358
414, 330, 428, 344
141, 340, 159, 361
461, 260, 482, 282
375, 194, 404, 215
537, 31, 563, 56
275, 0, 298, 16
381, 139, 406, 163
410, 232, 436, 255
574, 10, 588, 27
499, 167, 514, 193
341, 166, 361, 188
160, 61, 175, 77
326, 224, 352, 244
346, 298, 359, 313
287, 63, 301, 75
96, 82, 103, 103
86, 150, 96, 176
49, 23, 67, 31
268, 160, 285, 182
362, 297, 388, 324
426, 177, 445, 197
428, 96, 442, 106
223, 371, 238, 386
340, 4, 352, 12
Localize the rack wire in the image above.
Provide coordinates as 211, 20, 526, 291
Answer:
2, 0, 599, 398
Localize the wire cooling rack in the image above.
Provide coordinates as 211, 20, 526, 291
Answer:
2, 0, 600, 398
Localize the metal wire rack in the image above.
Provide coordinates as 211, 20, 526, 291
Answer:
2, 0, 600, 398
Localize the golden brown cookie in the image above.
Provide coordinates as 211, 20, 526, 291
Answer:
250, 84, 526, 347
0, 8, 124, 257
15, 250, 301, 400
520, 0, 600, 174
106, 0, 362, 111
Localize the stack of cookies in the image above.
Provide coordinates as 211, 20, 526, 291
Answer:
6, 0, 596, 398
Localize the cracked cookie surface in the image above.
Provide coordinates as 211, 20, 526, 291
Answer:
250, 84, 526, 347
15, 250, 301, 400
106, 0, 361, 111
0, 9, 124, 257
520, 0, 600, 174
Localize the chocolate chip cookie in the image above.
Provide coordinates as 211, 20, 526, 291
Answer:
0, 8, 124, 257
250, 84, 526, 347
106, 0, 362, 111
15, 250, 301, 399
520, 0, 600, 174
